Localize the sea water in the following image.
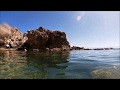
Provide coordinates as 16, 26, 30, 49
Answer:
0, 49, 119, 79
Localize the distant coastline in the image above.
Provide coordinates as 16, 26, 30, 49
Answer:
70, 46, 119, 50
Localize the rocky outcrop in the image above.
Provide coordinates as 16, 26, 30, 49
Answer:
0, 23, 70, 51
70, 46, 84, 50
46, 30, 70, 51
0, 23, 26, 48
21, 27, 70, 51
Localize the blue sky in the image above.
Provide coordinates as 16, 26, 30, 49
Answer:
0, 11, 119, 48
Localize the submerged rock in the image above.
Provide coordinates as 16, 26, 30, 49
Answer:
91, 66, 120, 79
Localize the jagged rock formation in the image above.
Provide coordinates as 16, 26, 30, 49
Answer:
21, 27, 70, 51
0, 23, 27, 48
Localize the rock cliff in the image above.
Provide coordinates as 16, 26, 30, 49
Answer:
21, 27, 70, 51
0, 23, 70, 51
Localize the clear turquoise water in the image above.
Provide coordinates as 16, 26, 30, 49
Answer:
0, 50, 120, 79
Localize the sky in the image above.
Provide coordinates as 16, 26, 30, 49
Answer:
0, 11, 119, 48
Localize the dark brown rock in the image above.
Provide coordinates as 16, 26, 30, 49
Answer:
46, 31, 70, 50
22, 27, 70, 51
23, 27, 49, 51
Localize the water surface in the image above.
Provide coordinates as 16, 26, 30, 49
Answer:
0, 50, 119, 79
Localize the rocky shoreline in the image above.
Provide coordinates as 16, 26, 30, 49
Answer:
0, 23, 116, 52
70, 46, 114, 50
0, 23, 70, 52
